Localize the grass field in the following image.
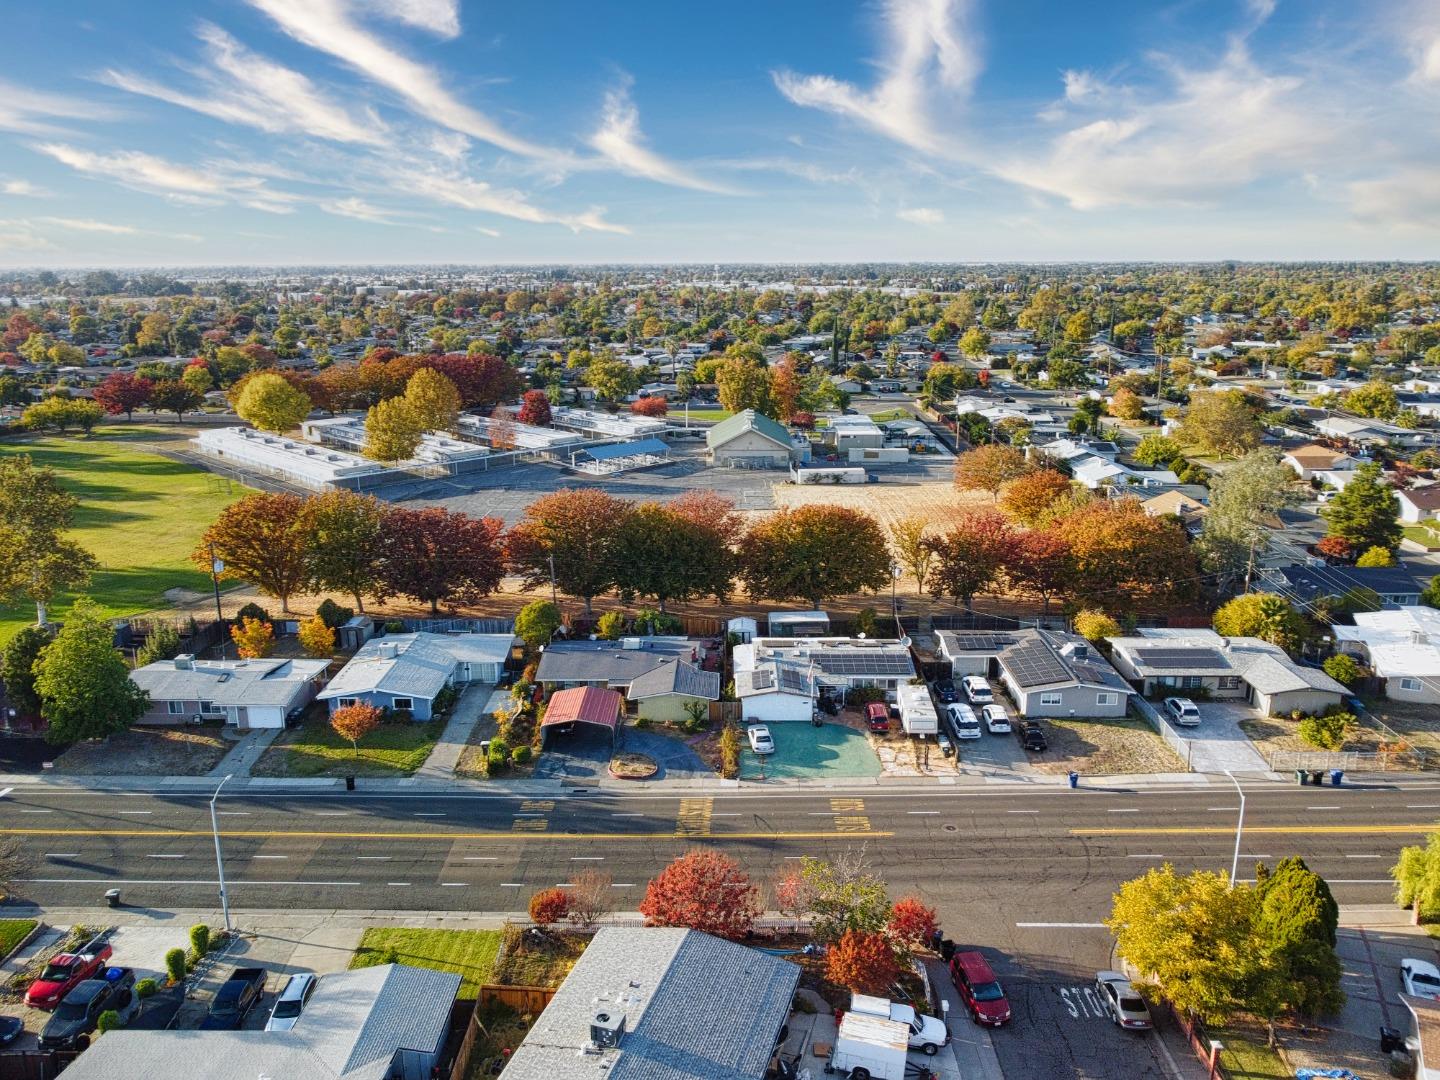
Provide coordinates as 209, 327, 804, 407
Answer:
1403, 524, 1440, 550
674, 407, 732, 422
770, 480, 990, 534
0, 919, 37, 959
253, 716, 446, 777
1211, 1026, 1288, 1079
0, 429, 245, 643
351, 928, 502, 1000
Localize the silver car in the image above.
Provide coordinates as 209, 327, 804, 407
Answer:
265, 973, 318, 1032
1095, 971, 1152, 1030
1163, 697, 1201, 727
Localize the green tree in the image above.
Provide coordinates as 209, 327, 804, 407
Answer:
613, 502, 732, 611
958, 326, 991, 358
1196, 450, 1298, 586
798, 851, 893, 944
1212, 593, 1308, 652
1321, 462, 1401, 553
1344, 380, 1400, 420
1321, 653, 1364, 686
234, 372, 312, 433
585, 356, 640, 402
1394, 829, 1440, 921
34, 596, 149, 742
738, 505, 891, 607
149, 379, 204, 421
403, 367, 462, 431
515, 600, 562, 650
1, 624, 51, 716
363, 396, 423, 463
1132, 434, 1183, 468
304, 490, 388, 612
1250, 858, 1344, 1037
1177, 389, 1263, 458
135, 623, 182, 667
180, 364, 213, 398
0, 454, 98, 624
1355, 545, 1395, 568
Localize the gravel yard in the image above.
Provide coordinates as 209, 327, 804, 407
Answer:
1026, 716, 1186, 775
51, 724, 231, 776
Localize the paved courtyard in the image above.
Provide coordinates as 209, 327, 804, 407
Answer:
739, 721, 881, 781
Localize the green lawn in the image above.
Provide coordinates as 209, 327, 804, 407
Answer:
866, 408, 913, 422
351, 928, 502, 1000
1210, 1026, 1288, 1079
0, 918, 37, 959
0, 429, 246, 644
674, 407, 732, 423
1403, 524, 1440, 550
252, 716, 446, 777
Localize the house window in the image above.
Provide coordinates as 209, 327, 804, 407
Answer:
1400, 678, 1422, 692
199, 701, 221, 714
167, 701, 185, 715
392, 697, 414, 711
1180, 676, 1204, 690
1096, 692, 1118, 706
1218, 677, 1241, 690
1039, 692, 1063, 706
336, 697, 357, 708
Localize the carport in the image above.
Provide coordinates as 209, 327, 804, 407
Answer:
541, 686, 622, 747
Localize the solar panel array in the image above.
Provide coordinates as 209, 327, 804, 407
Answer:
778, 666, 810, 692
814, 652, 914, 676
1131, 648, 1229, 670
750, 669, 774, 690
1001, 640, 1071, 688
949, 633, 1015, 651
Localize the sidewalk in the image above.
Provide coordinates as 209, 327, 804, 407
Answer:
413, 684, 505, 781
206, 727, 282, 778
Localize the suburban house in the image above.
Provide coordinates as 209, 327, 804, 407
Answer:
1398, 486, 1440, 525
935, 630, 1018, 677
1282, 443, 1358, 481
1141, 489, 1208, 532
1071, 455, 1178, 490
1314, 414, 1429, 448
540, 686, 623, 745
734, 658, 815, 723
706, 409, 799, 468
626, 659, 722, 723
318, 632, 517, 719
503, 927, 799, 1080
1334, 606, 1440, 705
732, 637, 914, 722
534, 638, 709, 690
1403, 994, 1440, 1080
130, 655, 329, 730
995, 630, 1133, 718
1107, 629, 1348, 715
58, 963, 462, 1080
1261, 564, 1425, 608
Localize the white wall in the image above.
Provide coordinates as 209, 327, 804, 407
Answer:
739, 694, 812, 724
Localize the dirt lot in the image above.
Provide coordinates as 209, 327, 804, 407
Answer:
52, 724, 231, 776
1364, 698, 1440, 754
1027, 716, 1187, 775
1238, 714, 1386, 759
769, 479, 992, 533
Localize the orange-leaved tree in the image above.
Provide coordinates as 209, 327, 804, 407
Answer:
230, 616, 274, 659
330, 702, 381, 757
887, 895, 940, 956
826, 930, 901, 995
639, 849, 759, 940
528, 886, 571, 927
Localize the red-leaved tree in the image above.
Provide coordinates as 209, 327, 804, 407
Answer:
826, 930, 901, 995
528, 886, 571, 927
925, 508, 1015, 610
517, 389, 552, 426
887, 896, 939, 955
379, 507, 505, 615
1315, 535, 1354, 562
639, 849, 759, 940
631, 396, 668, 417
93, 372, 154, 421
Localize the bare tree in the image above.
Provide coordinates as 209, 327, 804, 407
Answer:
567, 868, 615, 929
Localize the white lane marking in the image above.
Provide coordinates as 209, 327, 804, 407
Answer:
1244, 854, 1275, 859
710, 813, 741, 817
1206, 807, 1239, 812
783, 856, 806, 860
1327, 879, 1392, 884
463, 856, 498, 861
1408, 805, 1440, 809
0, 787, 13, 799
414, 813, 445, 817
570, 857, 604, 861
610, 813, 643, 817
1006, 810, 1039, 814
1107, 809, 1140, 814
147, 854, 184, 859
441, 882, 467, 887
1016, 922, 1106, 928
554, 883, 574, 888
21, 877, 362, 886
313, 812, 349, 817
908, 811, 940, 815
387, 882, 412, 886
1345, 854, 1385, 859
357, 856, 391, 861
20, 809, 53, 814
611, 883, 636, 888
252, 855, 288, 860
43, 853, 80, 858
512, 812, 546, 817
1308, 806, 1342, 810
1126, 854, 1167, 859
500, 883, 524, 887
216, 811, 250, 816
117, 810, 153, 815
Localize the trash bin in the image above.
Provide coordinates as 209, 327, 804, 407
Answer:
1068, 771, 1079, 789
105, 888, 121, 908
345, 775, 356, 791
1310, 770, 1325, 786
1381, 1025, 1403, 1053
1330, 769, 1344, 786
940, 939, 956, 962
1295, 769, 1307, 785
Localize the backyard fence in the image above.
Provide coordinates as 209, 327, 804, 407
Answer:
400, 617, 515, 635
478, 983, 558, 1013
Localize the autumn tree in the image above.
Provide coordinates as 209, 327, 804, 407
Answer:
1109, 386, 1146, 420
230, 616, 275, 659
1321, 461, 1402, 554
528, 886, 571, 927
34, 596, 149, 743
738, 505, 891, 607
799, 851, 893, 943
668, 490, 744, 548
773, 863, 821, 930
826, 930, 901, 995
195, 492, 311, 613
149, 379, 204, 421
954, 444, 1032, 497
304, 490, 388, 612
363, 396, 423, 463
508, 489, 632, 614
890, 516, 935, 594
926, 509, 1014, 610
516, 389, 551, 426
1212, 593, 1308, 652
298, 614, 335, 659
1053, 498, 1197, 608
330, 702, 381, 756
887, 895, 940, 956
769, 357, 801, 421
1177, 389, 1263, 458
999, 468, 1073, 525
631, 396, 668, 417
93, 372, 153, 421
1003, 528, 1072, 613
404, 367, 462, 431
380, 507, 505, 615
1073, 609, 1123, 641
639, 849, 759, 940
716, 357, 775, 416
613, 502, 732, 610
234, 371, 312, 433
1344, 379, 1400, 420
0, 454, 97, 624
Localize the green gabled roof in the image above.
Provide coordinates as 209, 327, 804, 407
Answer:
706, 408, 791, 450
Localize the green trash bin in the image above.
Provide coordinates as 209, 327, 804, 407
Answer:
1295, 769, 1307, 785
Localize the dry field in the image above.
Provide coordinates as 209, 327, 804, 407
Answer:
769, 480, 992, 534
1028, 717, 1187, 775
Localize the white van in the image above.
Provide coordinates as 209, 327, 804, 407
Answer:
961, 675, 994, 705
947, 703, 983, 739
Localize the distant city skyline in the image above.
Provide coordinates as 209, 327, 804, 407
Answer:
1, 0, 1438, 266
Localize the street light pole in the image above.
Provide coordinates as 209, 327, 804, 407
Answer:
1225, 770, 1246, 890
210, 774, 234, 932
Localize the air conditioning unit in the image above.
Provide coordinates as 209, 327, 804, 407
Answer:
590, 1010, 625, 1048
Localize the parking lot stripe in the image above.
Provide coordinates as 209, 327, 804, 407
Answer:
252, 855, 288, 860
20, 809, 52, 813
117, 810, 153, 815
440, 882, 467, 887
1126, 854, 1167, 858
1206, 807, 1239, 811
1107, 809, 1140, 813
356, 856, 391, 860
43, 853, 79, 857
387, 882, 411, 886
21, 877, 363, 886
1307, 805, 1342, 810
463, 856, 497, 861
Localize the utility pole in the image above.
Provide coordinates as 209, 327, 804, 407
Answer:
210, 774, 234, 932
209, 544, 226, 658
547, 554, 558, 605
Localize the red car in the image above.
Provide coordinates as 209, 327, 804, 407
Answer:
24, 942, 113, 1010
864, 702, 891, 734
950, 950, 1012, 1027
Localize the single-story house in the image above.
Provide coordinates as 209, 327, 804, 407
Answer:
626, 659, 722, 723
1403, 994, 1440, 1080
1334, 606, 1440, 705
1314, 414, 1427, 447
1141, 489, 1208, 531
706, 409, 797, 468
733, 659, 814, 724
57, 962, 462, 1080
503, 927, 799, 1080
827, 414, 884, 451
1107, 630, 1348, 715
1398, 486, 1440, 525
535, 638, 705, 690
994, 630, 1134, 718
1282, 443, 1357, 481
130, 655, 329, 730
734, 637, 915, 710
1261, 564, 1424, 608
541, 686, 623, 745
318, 632, 517, 719
935, 630, 1019, 677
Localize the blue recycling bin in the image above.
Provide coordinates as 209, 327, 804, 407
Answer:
1068, 771, 1079, 789
1330, 769, 1344, 786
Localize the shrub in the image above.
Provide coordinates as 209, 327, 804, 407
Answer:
96, 1009, 121, 1034
1073, 609, 1122, 641
1356, 545, 1396, 568
432, 685, 459, 715
511, 745, 532, 765
486, 737, 510, 774
189, 924, 210, 956
634, 717, 652, 729
529, 886, 571, 926
164, 947, 187, 984
1299, 711, 1353, 751
1322, 653, 1364, 686
135, 978, 158, 999
719, 724, 742, 779
596, 612, 628, 640
384, 620, 405, 633
316, 598, 354, 628
853, 607, 878, 637
235, 601, 271, 624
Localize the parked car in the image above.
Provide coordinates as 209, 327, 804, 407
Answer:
0, 1014, 23, 1046
961, 676, 994, 705
946, 703, 982, 739
981, 704, 1010, 734
265, 973, 318, 1032
25, 940, 113, 1009
38, 969, 134, 1051
746, 724, 775, 755
201, 967, 268, 1030
933, 679, 958, 704
950, 951, 1011, 1026
864, 702, 891, 734
1403, 959, 1440, 1001
1016, 720, 1048, 751
1163, 697, 1202, 727
1094, 971, 1153, 1030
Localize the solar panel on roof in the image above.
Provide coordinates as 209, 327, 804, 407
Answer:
1132, 648, 1229, 669
814, 654, 913, 676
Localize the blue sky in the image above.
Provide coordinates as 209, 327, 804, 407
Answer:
1, 0, 1438, 266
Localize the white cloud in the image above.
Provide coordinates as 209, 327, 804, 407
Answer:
319, 197, 395, 223
1062, 69, 1102, 104
589, 82, 738, 194
245, 0, 558, 161
405, 170, 628, 233
0, 80, 112, 136
103, 24, 386, 146
1418, 34, 1440, 82
356, 0, 459, 37
475, 225, 501, 238
39, 217, 137, 234
773, 0, 980, 154
897, 206, 945, 224
32, 142, 301, 214
1348, 168, 1440, 229
1, 179, 50, 197
0, 221, 54, 253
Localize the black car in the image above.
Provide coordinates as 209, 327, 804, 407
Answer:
1016, 720, 1048, 751
38, 970, 133, 1051
0, 1015, 23, 1045
201, 968, 267, 1030
933, 679, 958, 705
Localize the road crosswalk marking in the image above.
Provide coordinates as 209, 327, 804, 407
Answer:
829, 797, 871, 833
675, 798, 713, 837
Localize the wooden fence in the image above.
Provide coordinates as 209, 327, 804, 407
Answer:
478, 983, 557, 1013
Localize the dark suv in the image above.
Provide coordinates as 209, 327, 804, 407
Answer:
1016, 720, 1047, 751
38, 969, 134, 1051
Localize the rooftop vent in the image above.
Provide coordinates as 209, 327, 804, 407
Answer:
375, 642, 399, 659
590, 1009, 625, 1049
173, 654, 195, 670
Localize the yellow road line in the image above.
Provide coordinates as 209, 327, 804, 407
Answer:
1074, 823, 1436, 836
6, 828, 893, 841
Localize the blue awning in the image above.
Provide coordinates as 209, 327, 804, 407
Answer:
576, 438, 669, 462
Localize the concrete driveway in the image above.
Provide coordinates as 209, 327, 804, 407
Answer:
1172, 701, 1270, 773
535, 724, 710, 781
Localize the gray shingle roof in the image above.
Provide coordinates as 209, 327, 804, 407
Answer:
130, 657, 329, 708
504, 928, 799, 1080
627, 659, 722, 702
535, 639, 698, 687
317, 633, 458, 702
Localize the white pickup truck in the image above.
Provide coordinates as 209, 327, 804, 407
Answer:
850, 993, 951, 1056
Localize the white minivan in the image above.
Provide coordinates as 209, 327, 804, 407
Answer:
947, 703, 983, 739
961, 676, 994, 705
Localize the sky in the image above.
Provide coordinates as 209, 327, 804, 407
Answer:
1, 0, 1439, 267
